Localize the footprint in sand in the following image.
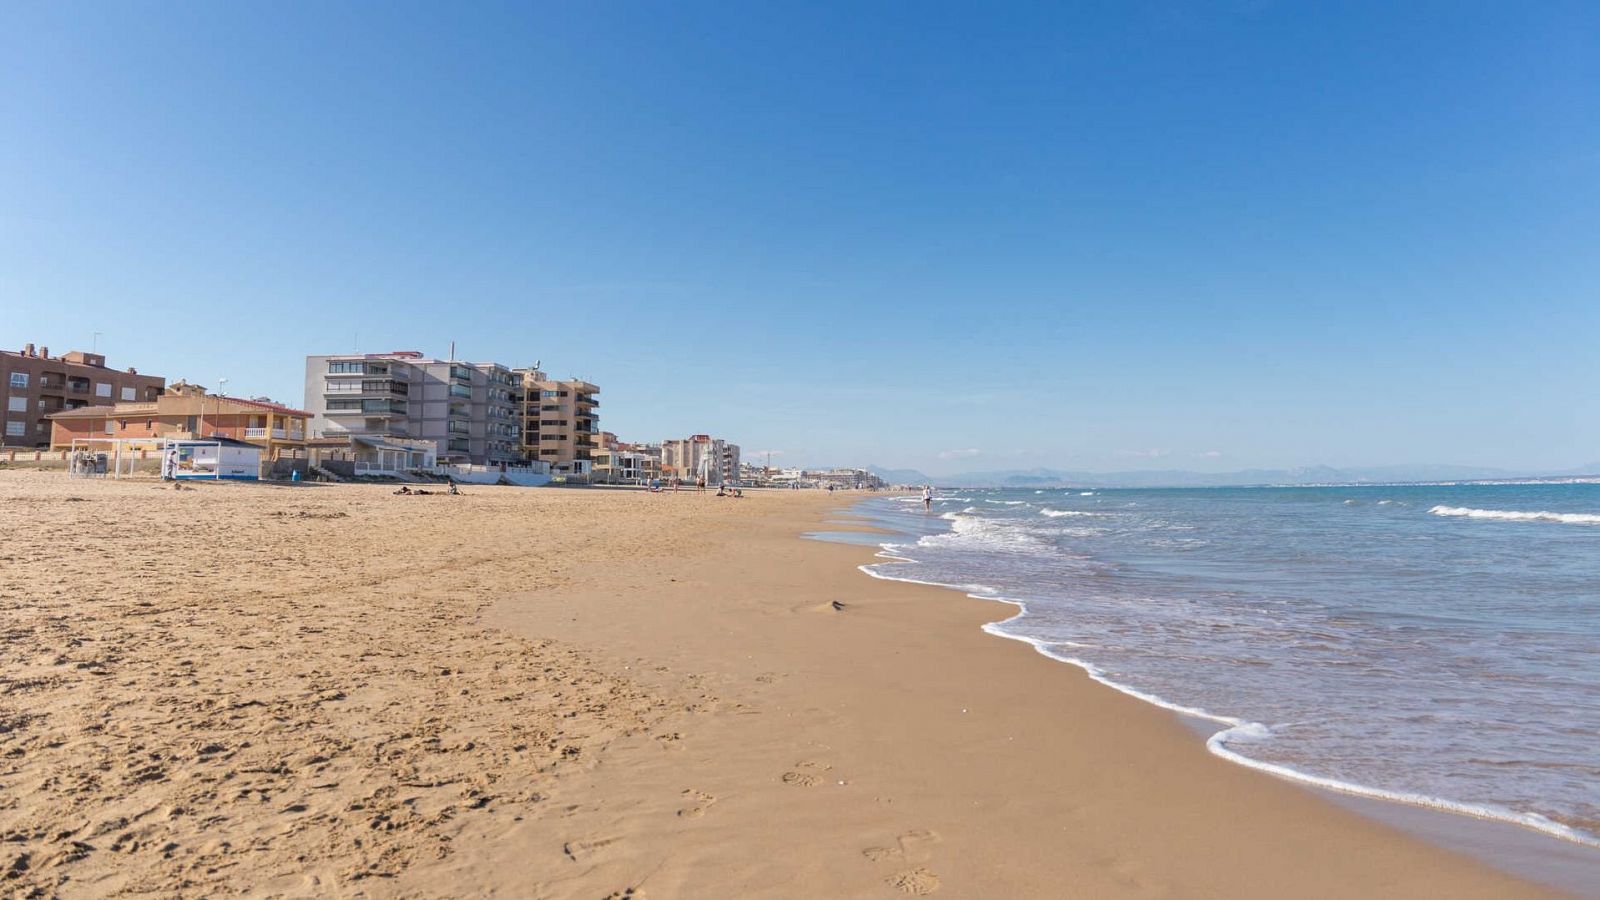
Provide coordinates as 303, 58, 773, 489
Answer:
887, 867, 941, 895
862, 828, 942, 864
604, 889, 645, 899
780, 760, 832, 787
676, 789, 716, 819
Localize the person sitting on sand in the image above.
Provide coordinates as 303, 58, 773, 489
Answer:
447, 482, 460, 495
394, 486, 412, 495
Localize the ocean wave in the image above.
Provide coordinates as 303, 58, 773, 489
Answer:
921, 512, 1047, 553
985, 500, 1028, 505
1429, 506, 1600, 526
1080, 491, 1096, 496
950, 578, 1600, 849
1040, 508, 1099, 518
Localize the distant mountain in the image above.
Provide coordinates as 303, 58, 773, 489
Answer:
867, 465, 936, 485
930, 463, 1550, 489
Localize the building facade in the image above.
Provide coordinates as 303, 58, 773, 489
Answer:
47, 381, 309, 466
516, 368, 599, 469
593, 441, 662, 484
2, 343, 165, 447
661, 435, 741, 485
303, 351, 522, 466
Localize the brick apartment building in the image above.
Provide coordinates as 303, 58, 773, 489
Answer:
1, 342, 166, 448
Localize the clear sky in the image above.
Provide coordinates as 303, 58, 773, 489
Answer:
3, 2, 1596, 475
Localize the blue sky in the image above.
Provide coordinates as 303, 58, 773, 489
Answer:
3, 1, 1596, 474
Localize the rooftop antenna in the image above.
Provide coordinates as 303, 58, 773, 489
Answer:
92, 331, 103, 353
449, 340, 456, 362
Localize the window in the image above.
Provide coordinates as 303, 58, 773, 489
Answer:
328, 361, 364, 374
6, 396, 24, 412
95, 382, 111, 397
8, 372, 27, 388
4, 421, 23, 437
120, 386, 136, 401
105, 420, 116, 434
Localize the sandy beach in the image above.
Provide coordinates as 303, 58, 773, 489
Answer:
0, 470, 1561, 898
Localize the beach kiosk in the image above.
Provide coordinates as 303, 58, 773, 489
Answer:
165, 437, 263, 481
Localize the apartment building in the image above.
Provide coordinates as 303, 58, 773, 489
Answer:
593, 440, 662, 484
1, 343, 165, 447
48, 381, 309, 465
661, 434, 741, 485
303, 351, 522, 466
515, 367, 600, 470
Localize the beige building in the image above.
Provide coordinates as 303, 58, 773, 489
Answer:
593, 440, 662, 484
661, 435, 741, 485
517, 368, 599, 469
2, 343, 165, 448
48, 381, 309, 466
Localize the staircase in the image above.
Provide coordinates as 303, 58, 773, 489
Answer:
311, 464, 345, 483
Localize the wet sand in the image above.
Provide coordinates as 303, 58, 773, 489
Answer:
0, 471, 1561, 897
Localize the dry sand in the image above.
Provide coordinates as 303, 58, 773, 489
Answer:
0, 470, 1561, 897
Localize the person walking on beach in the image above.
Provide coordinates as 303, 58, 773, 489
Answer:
922, 484, 933, 512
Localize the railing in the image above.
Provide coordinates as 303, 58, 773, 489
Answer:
244, 428, 267, 438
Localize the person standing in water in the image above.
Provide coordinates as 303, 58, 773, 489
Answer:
922, 484, 933, 511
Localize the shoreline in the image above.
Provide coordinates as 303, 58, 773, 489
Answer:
482, 489, 1559, 897
839, 496, 1600, 893
0, 473, 1572, 896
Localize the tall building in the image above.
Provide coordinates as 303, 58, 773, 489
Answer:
1, 343, 165, 448
302, 351, 522, 466
515, 368, 599, 471
661, 434, 741, 485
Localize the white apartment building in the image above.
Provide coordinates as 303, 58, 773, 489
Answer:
303, 351, 522, 466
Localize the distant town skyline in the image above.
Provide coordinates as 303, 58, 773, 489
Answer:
4, 3, 1596, 474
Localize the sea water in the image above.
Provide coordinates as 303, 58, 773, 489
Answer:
847, 483, 1600, 852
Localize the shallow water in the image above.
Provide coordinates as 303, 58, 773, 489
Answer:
850, 484, 1600, 851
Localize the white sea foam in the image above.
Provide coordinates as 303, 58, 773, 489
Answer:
1429, 505, 1600, 525
1040, 508, 1098, 518
985, 499, 1028, 505
847, 507, 1600, 852
1080, 491, 1096, 496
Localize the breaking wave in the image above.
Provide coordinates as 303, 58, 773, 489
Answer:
1429, 506, 1600, 526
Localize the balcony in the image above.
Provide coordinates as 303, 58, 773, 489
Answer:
243, 428, 292, 440
327, 400, 407, 417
